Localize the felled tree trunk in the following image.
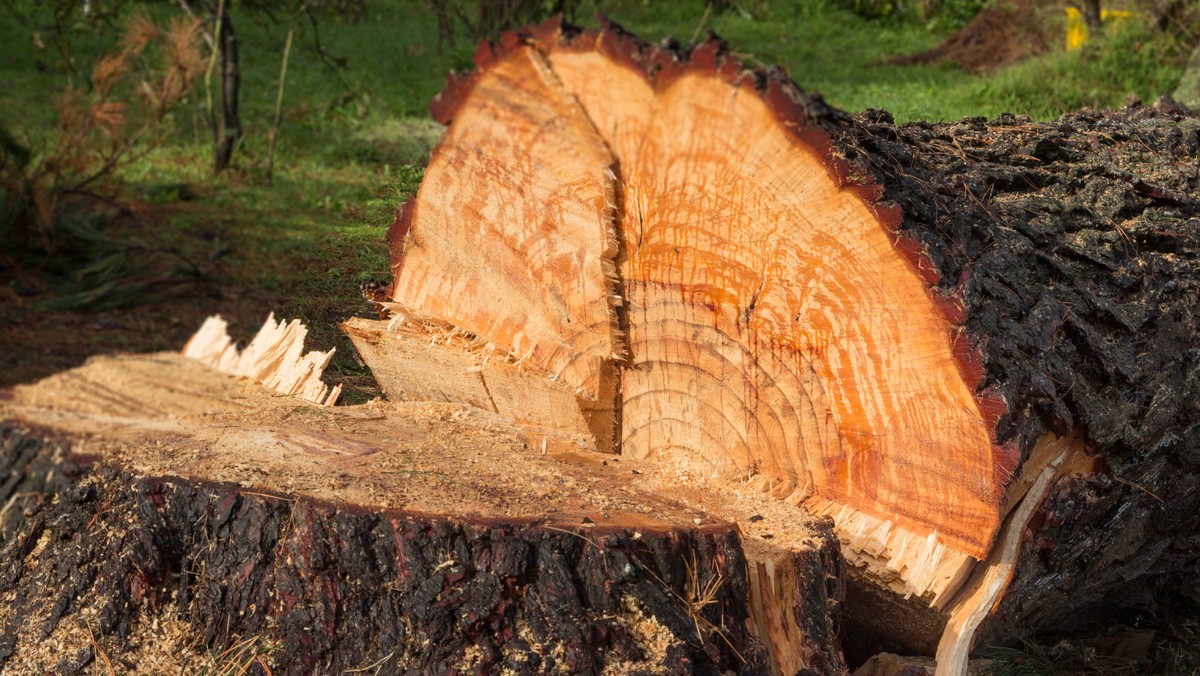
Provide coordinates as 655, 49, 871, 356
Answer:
832, 93, 1200, 664
382, 16, 1200, 671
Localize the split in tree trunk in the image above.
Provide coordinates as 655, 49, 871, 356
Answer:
388, 18, 1007, 612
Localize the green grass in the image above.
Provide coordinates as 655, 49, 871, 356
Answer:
586, 1, 1190, 121
583, 1, 975, 121
0, 0, 1193, 396
968, 17, 1192, 117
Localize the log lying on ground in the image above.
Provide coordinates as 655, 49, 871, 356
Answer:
383, 16, 1200, 668
0, 337, 843, 674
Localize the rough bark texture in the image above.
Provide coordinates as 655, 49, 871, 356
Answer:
0, 422, 846, 673
825, 100, 1200, 644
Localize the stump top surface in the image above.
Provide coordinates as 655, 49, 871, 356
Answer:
1, 353, 828, 551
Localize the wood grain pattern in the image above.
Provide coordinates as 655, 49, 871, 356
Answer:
614, 70, 996, 558
388, 21, 1006, 584
342, 316, 596, 450
387, 45, 621, 403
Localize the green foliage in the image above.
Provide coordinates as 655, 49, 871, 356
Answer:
826, 0, 989, 31
0, 7, 206, 307
428, 0, 591, 45
34, 209, 200, 312
968, 15, 1191, 119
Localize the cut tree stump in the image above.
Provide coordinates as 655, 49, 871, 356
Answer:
382, 16, 1200, 672
0, 342, 843, 674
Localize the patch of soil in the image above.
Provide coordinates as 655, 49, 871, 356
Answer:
884, 0, 1059, 73
0, 201, 382, 403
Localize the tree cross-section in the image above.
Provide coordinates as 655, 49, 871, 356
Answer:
387, 18, 1007, 597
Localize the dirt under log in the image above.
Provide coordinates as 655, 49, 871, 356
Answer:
0, 353, 844, 674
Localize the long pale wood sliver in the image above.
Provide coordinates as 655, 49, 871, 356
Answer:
934, 432, 1088, 674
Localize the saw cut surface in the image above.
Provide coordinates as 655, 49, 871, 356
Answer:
388, 44, 621, 401
622, 72, 995, 558
389, 21, 1007, 568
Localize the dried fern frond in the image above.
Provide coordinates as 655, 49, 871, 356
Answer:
164, 16, 204, 82
31, 186, 56, 233
138, 78, 163, 112
91, 53, 129, 98
91, 101, 128, 141
54, 87, 86, 134
122, 9, 161, 57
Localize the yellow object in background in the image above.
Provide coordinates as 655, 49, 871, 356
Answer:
1065, 6, 1135, 51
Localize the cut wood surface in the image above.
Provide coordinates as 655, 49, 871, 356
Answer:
389, 44, 622, 405
0, 343, 843, 673
342, 316, 596, 450
384, 15, 1200, 667
390, 20, 1006, 610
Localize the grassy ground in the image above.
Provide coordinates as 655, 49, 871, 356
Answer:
0, 0, 1192, 400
